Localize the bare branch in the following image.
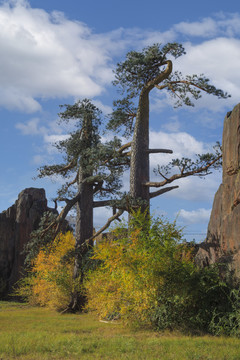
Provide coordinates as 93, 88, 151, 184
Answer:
147, 149, 173, 154
53, 199, 58, 210
44, 193, 81, 236
121, 151, 131, 157
93, 200, 114, 208
59, 160, 77, 173
83, 209, 124, 245
154, 83, 169, 91
67, 172, 79, 187
118, 141, 132, 153
150, 186, 179, 199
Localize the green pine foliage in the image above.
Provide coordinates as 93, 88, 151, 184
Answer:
108, 43, 230, 134
37, 99, 127, 201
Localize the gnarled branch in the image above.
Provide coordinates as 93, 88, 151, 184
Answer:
145, 60, 173, 91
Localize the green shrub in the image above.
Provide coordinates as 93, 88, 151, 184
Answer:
85, 211, 240, 335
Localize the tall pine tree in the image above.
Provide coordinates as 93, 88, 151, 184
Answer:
37, 99, 129, 309
108, 43, 229, 213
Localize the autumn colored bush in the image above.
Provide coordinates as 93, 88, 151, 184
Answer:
16, 231, 76, 311
85, 211, 194, 326
85, 211, 239, 334
15, 211, 240, 335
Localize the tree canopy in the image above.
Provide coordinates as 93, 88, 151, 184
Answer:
108, 43, 229, 213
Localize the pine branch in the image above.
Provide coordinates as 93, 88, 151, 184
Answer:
145, 60, 173, 92
149, 154, 222, 188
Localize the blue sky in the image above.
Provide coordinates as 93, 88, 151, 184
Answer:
0, 0, 240, 241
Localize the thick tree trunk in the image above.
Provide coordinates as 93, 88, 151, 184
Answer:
75, 174, 93, 248
70, 116, 94, 311
130, 89, 150, 212
69, 169, 93, 311
129, 62, 173, 214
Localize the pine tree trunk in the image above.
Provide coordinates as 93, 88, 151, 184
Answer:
70, 169, 93, 310
70, 116, 94, 311
130, 89, 150, 212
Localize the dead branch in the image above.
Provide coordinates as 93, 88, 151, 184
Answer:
80, 209, 124, 247
93, 200, 115, 208
150, 185, 179, 199
147, 149, 173, 154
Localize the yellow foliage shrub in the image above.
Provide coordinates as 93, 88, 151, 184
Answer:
85, 212, 195, 326
16, 231, 76, 311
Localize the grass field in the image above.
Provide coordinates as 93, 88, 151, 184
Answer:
1, 301, 240, 360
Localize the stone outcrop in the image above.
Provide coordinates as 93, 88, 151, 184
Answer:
196, 104, 240, 276
0, 188, 53, 296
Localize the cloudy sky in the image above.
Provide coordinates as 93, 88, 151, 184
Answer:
0, 0, 239, 241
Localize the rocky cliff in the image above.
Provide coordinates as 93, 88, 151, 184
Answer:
196, 104, 240, 276
0, 188, 53, 296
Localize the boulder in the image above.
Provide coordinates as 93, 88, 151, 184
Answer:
0, 188, 53, 296
195, 104, 240, 276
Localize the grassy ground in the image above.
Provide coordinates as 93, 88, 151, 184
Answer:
1, 301, 240, 360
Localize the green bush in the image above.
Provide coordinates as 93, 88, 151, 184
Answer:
85, 211, 240, 335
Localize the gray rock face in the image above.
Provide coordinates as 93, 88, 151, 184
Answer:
195, 104, 240, 276
0, 188, 50, 296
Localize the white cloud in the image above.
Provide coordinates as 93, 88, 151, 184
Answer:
161, 116, 181, 132
32, 154, 46, 165
174, 13, 240, 38
0, 1, 179, 113
43, 133, 70, 155
0, 0, 114, 112
168, 173, 221, 202
174, 18, 218, 37
149, 130, 206, 169
15, 117, 46, 135
92, 99, 112, 115
177, 208, 211, 225
173, 38, 240, 112
43, 134, 70, 144
93, 207, 113, 230
1, 2, 240, 115
148, 130, 222, 203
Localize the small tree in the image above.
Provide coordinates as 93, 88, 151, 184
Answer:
37, 99, 129, 309
108, 43, 229, 213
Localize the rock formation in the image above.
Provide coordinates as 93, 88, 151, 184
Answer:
0, 188, 54, 297
196, 104, 240, 276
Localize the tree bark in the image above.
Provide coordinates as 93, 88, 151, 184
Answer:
129, 61, 173, 214
71, 118, 94, 311
70, 168, 93, 311
130, 89, 150, 212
